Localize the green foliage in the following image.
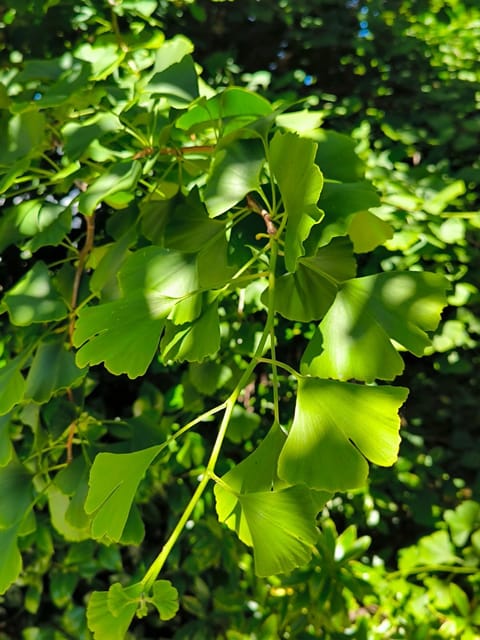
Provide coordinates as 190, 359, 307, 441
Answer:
1, 1, 479, 638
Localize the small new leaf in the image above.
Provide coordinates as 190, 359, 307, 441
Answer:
87, 583, 143, 640
150, 580, 179, 620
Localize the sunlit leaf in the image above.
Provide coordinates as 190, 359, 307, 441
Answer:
269, 131, 324, 272
278, 377, 409, 492
3, 261, 68, 326
78, 161, 142, 215
302, 271, 448, 382
74, 296, 168, 378
348, 210, 393, 253
316, 181, 381, 246
309, 129, 365, 182
75, 247, 204, 376
217, 483, 320, 577
85, 446, 161, 542
176, 87, 272, 134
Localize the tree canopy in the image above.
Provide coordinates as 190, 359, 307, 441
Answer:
0, 1, 479, 638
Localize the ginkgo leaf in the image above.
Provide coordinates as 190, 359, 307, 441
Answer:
160, 300, 220, 362
25, 338, 87, 403
217, 484, 320, 577
87, 583, 143, 640
85, 446, 161, 542
0, 458, 33, 528
0, 523, 23, 595
271, 238, 356, 322
0, 357, 25, 416
348, 210, 393, 253
278, 377, 409, 492
74, 296, 168, 378
150, 580, 179, 620
269, 131, 324, 272
0, 415, 13, 466
215, 423, 329, 576
204, 137, 265, 217
78, 161, 142, 216
74, 247, 207, 376
3, 261, 68, 325
301, 270, 449, 382
219, 422, 287, 495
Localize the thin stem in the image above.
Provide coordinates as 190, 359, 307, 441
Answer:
270, 325, 280, 425
257, 357, 300, 379
141, 239, 280, 592
388, 564, 477, 579
69, 214, 95, 342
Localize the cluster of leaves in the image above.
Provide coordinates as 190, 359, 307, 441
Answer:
1, 1, 479, 639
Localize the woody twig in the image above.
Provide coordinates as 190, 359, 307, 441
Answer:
246, 194, 277, 236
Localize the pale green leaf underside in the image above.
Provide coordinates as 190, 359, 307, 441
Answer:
278, 378, 409, 492
216, 484, 320, 577
215, 423, 329, 576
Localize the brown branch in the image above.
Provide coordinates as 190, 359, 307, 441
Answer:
69, 213, 95, 342
133, 145, 215, 160
246, 194, 277, 235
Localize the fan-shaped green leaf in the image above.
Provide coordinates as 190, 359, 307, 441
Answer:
217, 483, 320, 577
348, 210, 393, 253
204, 138, 265, 217
78, 161, 142, 216
269, 131, 324, 272
25, 338, 87, 403
271, 238, 355, 322
87, 583, 143, 640
3, 261, 68, 325
85, 446, 161, 542
74, 296, 168, 378
160, 300, 220, 363
150, 580, 179, 621
302, 271, 449, 382
278, 378, 409, 492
